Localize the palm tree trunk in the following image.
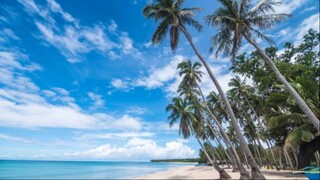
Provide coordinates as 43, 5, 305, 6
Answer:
242, 95, 280, 169
180, 25, 265, 180
315, 151, 320, 166
244, 34, 320, 131
266, 138, 279, 170
196, 84, 250, 177
238, 141, 250, 169
252, 139, 263, 168
284, 148, 294, 170
195, 136, 231, 180
215, 140, 230, 167
288, 145, 298, 168
208, 126, 233, 168
279, 149, 283, 169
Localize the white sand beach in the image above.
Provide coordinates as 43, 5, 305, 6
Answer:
135, 165, 308, 179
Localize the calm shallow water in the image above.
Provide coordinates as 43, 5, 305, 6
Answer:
0, 160, 194, 179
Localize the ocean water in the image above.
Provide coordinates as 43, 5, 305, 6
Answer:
0, 160, 194, 179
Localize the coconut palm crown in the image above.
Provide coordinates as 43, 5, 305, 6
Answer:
206, 0, 290, 59
166, 97, 197, 138
143, 0, 203, 51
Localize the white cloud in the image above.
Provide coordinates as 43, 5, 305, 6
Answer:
295, 13, 320, 44
276, 13, 320, 45
274, 0, 307, 14
0, 133, 31, 143
82, 24, 116, 52
0, 51, 41, 92
46, 0, 77, 23
0, 89, 144, 130
42, 90, 57, 97
118, 32, 142, 59
300, 6, 317, 14
124, 138, 154, 147
78, 132, 154, 140
0, 28, 20, 42
133, 55, 184, 89
88, 92, 105, 110
143, 41, 153, 48
198, 68, 234, 96
0, 97, 102, 129
0, 45, 143, 130
111, 78, 130, 89
35, 22, 89, 63
125, 106, 147, 115
18, 0, 141, 63
112, 115, 142, 130
51, 87, 69, 96
64, 140, 196, 160
109, 54, 234, 97
108, 19, 118, 33
17, 0, 48, 18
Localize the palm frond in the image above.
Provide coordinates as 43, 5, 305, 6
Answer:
248, 14, 291, 30
170, 25, 180, 52
152, 19, 169, 44
181, 17, 203, 32
248, 0, 280, 16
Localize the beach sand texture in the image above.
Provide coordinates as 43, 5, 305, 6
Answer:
135, 165, 308, 179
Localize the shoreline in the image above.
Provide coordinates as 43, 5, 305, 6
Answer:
133, 165, 308, 179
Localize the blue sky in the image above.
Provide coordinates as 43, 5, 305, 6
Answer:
0, 0, 319, 161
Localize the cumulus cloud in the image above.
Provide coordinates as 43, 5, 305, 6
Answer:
124, 138, 154, 147
111, 115, 142, 130
0, 91, 142, 129
64, 140, 196, 160
108, 54, 235, 97
133, 55, 184, 89
88, 92, 105, 110
295, 13, 319, 44
274, 0, 307, 14
77, 132, 154, 140
110, 78, 131, 90
276, 13, 320, 46
0, 36, 142, 130
17, 0, 141, 63
125, 106, 147, 115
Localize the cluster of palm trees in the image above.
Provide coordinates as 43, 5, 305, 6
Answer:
143, 0, 319, 179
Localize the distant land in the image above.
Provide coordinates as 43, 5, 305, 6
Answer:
150, 158, 199, 163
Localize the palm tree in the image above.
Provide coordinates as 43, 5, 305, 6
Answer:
143, 1, 263, 178
206, 0, 319, 131
166, 97, 231, 179
228, 76, 279, 169
177, 60, 250, 178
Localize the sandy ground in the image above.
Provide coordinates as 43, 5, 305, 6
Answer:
134, 165, 308, 179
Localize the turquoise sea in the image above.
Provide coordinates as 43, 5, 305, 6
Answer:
0, 160, 193, 179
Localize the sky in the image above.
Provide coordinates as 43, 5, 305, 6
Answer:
0, 0, 319, 161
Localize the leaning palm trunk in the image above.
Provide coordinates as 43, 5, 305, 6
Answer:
243, 95, 280, 170
315, 152, 320, 166
279, 150, 283, 169
288, 145, 298, 167
214, 139, 231, 167
205, 126, 233, 168
205, 137, 225, 166
196, 84, 250, 178
244, 34, 320, 131
180, 24, 265, 179
207, 124, 233, 168
253, 139, 264, 168
284, 148, 294, 170
195, 136, 231, 180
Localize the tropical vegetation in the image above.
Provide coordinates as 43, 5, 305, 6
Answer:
143, 0, 320, 179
